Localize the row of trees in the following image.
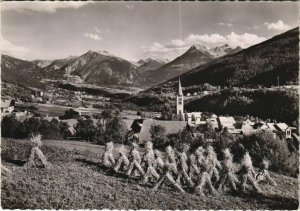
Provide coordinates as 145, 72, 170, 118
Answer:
1, 115, 69, 140
1, 109, 130, 144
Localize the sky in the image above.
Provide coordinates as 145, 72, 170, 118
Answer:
1, 1, 298, 62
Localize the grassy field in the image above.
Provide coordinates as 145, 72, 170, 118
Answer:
1, 139, 298, 209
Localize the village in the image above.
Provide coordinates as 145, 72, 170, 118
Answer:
1, 78, 299, 145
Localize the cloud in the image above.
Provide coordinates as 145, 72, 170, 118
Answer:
1, 2, 92, 13
94, 27, 101, 34
0, 37, 29, 57
226, 32, 266, 48
84, 33, 102, 41
264, 20, 291, 31
217, 22, 233, 27
142, 32, 266, 59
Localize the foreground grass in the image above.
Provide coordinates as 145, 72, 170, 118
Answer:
1, 139, 299, 209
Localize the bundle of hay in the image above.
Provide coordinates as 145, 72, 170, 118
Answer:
218, 148, 239, 192
24, 134, 50, 168
114, 145, 129, 173
102, 141, 115, 167
240, 152, 261, 192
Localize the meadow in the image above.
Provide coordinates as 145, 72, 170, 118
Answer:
1, 138, 298, 209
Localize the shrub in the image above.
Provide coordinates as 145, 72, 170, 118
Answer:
237, 130, 297, 177
104, 116, 127, 144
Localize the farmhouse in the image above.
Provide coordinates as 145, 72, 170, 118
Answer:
1, 100, 14, 113
274, 123, 292, 139
217, 116, 236, 132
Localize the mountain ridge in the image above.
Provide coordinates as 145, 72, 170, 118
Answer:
145, 27, 298, 93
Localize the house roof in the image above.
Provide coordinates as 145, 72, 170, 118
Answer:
186, 112, 202, 118
218, 116, 236, 124
275, 123, 289, 131
266, 123, 276, 131
123, 119, 134, 130
1, 100, 12, 109
137, 119, 187, 143
234, 122, 243, 129
218, 116, 236, 129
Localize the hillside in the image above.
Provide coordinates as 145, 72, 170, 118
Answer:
59, 50, 138, 86
186, 87, 299, 124
31, 59, 52, 68
163, 27, 298, 89
145, 44, 241, 88
1, 139, 298, 209
43, 56, 76, 72
1, 55, 45, 89
136, 58, 167, 73
136, 58, 168, 88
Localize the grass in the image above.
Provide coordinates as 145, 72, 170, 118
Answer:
1, 138, 298, 209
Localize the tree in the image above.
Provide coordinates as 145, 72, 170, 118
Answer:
75, 117, 96, 142
174, 127, 194, 149
1, 115, 27, 138
105, 116, 127, 144
150, 124, 168, 148
239, 130, 290, 174
25, 117, 41, 135
101, 109, 112, 126
59, 109, 80, 120
161, 103, 173, 120
59, 121, 70, 138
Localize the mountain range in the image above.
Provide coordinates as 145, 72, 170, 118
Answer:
146, 27, 299, 93
1, 27, 298, 92
143, 44, 242, 87
1, 55, 45, 89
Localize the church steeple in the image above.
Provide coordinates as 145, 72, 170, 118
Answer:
176, 77, 184, 118
178, 78, 183, 96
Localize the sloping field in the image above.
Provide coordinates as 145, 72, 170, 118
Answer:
1, 139, 298, 209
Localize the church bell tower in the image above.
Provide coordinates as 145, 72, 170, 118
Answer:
176, 78, 184, 118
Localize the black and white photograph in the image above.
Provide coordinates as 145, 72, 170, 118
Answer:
0, 1, 299, 209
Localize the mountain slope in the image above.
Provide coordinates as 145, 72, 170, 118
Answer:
148, 27, 298, 91
60, 51, 138, 86
181, 27, 299, 87
143, 44, 241, 87
43, 56, 76, 72
31, 59, 52, 68
136, 58, 167, 73
1, 55, 44, 88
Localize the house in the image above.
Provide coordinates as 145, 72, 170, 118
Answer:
130, 119, 188, 143
1, 100, 14, 113
234, 119, 255, 135
185, 112, 202, 125
218, 116, 236, 132
206, 116, 219, 130
275, 123, 292, 139
123, 119, 135, 131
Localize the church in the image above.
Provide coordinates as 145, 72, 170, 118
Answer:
176, 78, 202, 124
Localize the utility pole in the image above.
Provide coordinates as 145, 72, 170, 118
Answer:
277, 76, 280, 87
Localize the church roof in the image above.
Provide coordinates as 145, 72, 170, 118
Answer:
178, 78, 183, 96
